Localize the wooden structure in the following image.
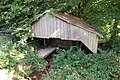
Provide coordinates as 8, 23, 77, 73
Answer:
32, 12, 100, 53
38, 47, 56, 58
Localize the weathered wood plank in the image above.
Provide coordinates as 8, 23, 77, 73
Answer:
38, 47, 56, 58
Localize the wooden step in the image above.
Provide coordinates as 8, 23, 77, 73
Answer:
38, 47, 56, 58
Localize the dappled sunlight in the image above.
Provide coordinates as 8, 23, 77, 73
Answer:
50, 29, 60, 37
117, 25, 120, 28
118, 33, 120, 36
0, 69, 14, 80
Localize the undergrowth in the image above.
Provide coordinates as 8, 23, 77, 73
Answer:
0, 40, 47, 79
42, 46, 120, 80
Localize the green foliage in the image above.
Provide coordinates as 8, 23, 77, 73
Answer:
0, 41, 23, 70
0, 40, 47, 72
18, 69, 32, 78
43, 47, 120, 80
24, 55, 48, 71
0, 0, 120, 43
54, 0, 120, 46
0, 0, 52, 74
0, 0, 56, 42
0, 0, 120, 79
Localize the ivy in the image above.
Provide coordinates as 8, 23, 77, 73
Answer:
44, 47, 120, 80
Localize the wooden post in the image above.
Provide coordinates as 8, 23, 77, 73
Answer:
44, 39, 47, 46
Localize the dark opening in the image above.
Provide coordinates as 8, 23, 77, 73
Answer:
27, 38, 92, 53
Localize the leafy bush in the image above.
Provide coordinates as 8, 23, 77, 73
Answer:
0, 40, 47, 72
43, 47, 120, 80
24, 55, 48, 71
0, 41, 22, 70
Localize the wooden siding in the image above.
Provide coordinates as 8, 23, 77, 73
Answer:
32, 14, 98, 53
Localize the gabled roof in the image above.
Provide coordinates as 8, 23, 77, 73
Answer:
33, 11, 101, 36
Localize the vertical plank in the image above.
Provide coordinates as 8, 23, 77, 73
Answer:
45, 15, 48, 38
49, 15, 53, 37
38, 18, 41, 37
56, 18, 60, 38
50, 15, 54, 38
60, 19, 63, 39
40, 16, 43, 37
36, 21, 40, 37
44, 15, 47, 38
67, 23, 70, 40
63, 21, 67, 39
55, 16, 58, 38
